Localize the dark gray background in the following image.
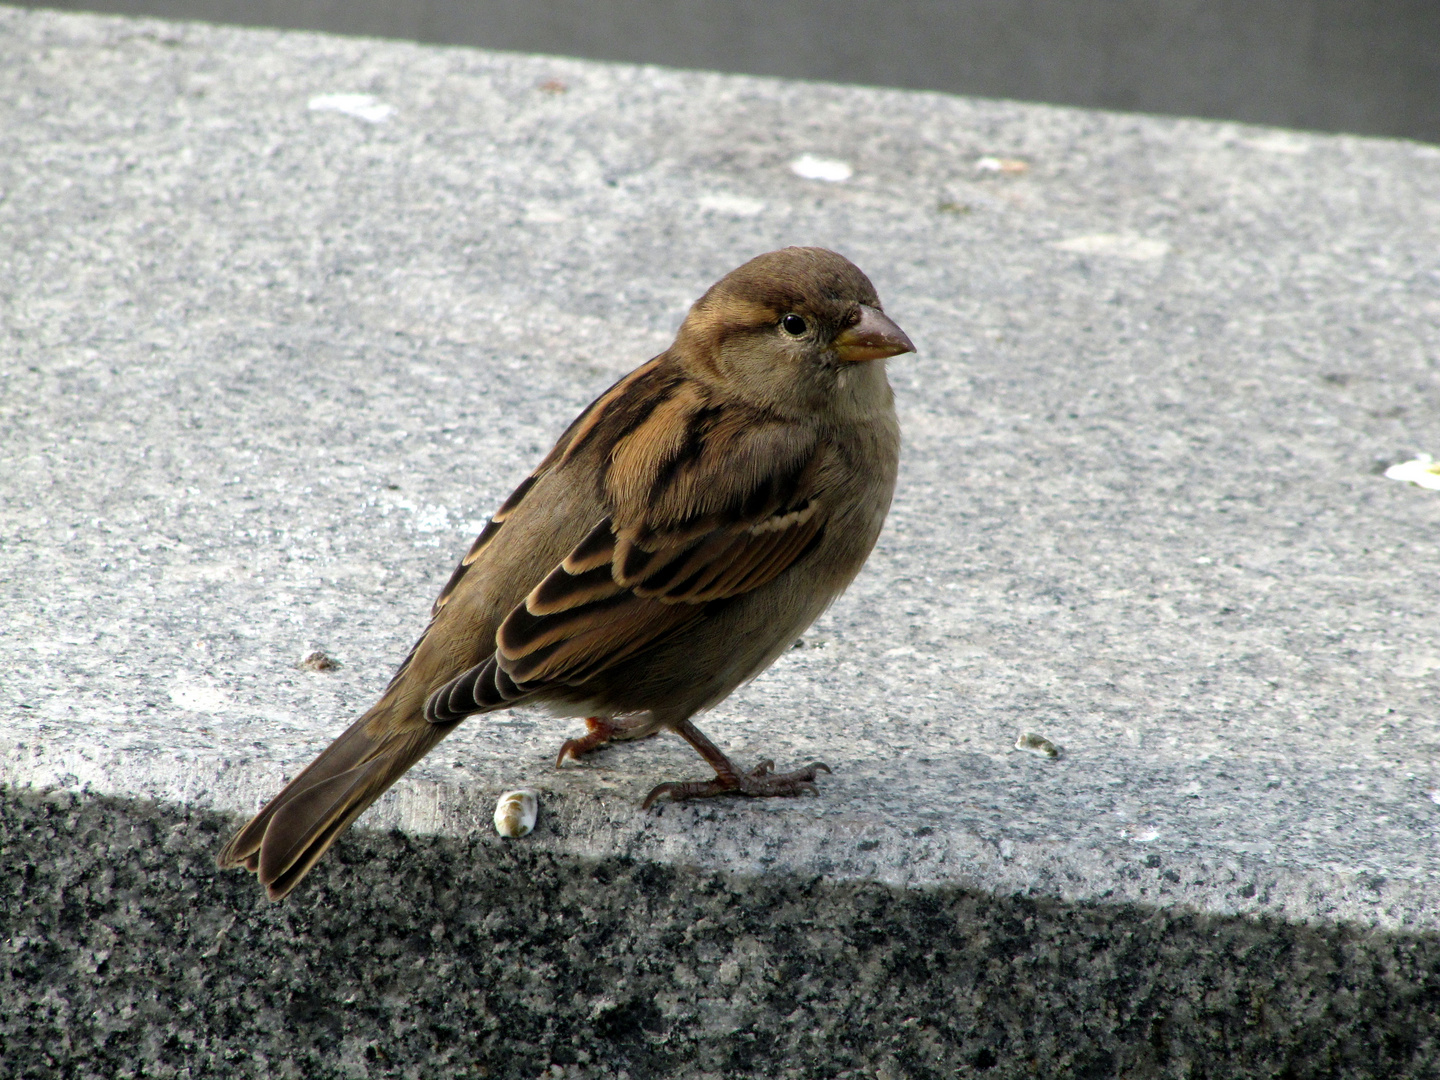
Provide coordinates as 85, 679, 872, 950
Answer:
4, 8, 1440, 1072
19, 0, 1440, 143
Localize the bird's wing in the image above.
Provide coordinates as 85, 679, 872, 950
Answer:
381, 357, 671, 696
424, 382, 829, 720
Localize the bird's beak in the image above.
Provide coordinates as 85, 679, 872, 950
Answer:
832, 305, 916, 363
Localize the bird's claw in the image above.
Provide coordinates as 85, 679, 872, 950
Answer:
555, 717, 617, 767
642, 760, 831, 809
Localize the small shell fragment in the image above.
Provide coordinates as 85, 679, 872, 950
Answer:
493, 789, 538, 838
1384, 454, 1440, 490
975, 156, 1029, 174
790, 155, 853, 182
1052, 233, 1170, 262
1015, 732, 1060, 758
307, 93, 394, 124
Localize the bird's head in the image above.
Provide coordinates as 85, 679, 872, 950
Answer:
672, 247, 915, 416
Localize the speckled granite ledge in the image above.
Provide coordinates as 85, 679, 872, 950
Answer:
3, 6, 1439, 1077
9, 787, 1440, 1079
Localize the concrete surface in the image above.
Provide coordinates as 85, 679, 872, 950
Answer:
17, 0, 1440, 143
2, 6, 1440, 1076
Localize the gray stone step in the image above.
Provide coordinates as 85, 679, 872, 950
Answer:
3, 7, 1439, 1077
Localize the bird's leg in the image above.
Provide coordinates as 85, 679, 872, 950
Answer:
555, 715, 659, 766
641, 718, 830, 808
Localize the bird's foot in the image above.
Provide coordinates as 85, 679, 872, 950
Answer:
642, 759, 831, 809
555, 717, 618, 767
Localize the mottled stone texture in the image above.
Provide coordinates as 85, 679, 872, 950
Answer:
4, 6, 1440, 1076
6, 788, 1439, 1079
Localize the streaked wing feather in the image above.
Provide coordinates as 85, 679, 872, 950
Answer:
492, 499, 824, 692
425, 366, 831, 721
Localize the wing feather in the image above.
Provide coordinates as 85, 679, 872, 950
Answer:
489, 501, 825, 693
424, 377, 834, 723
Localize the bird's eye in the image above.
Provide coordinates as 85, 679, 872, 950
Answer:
780, 313, 807, 336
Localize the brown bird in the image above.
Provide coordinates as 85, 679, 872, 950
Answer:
218, 247, 914, 899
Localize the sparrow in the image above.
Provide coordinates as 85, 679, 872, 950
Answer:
218, 247, 914, 899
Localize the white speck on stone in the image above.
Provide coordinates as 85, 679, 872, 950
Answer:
696, 192, 766, 216
168, 679, 231, 712
1015, 732, 1060, 758
1132, 828, 1161, 843
975, 156, 1029, 174
1239, 132, 1311, 155
1395, 654, 1440, 679
308, 93, 394, 124
1052, 233, 1170, 261
29, 635, 91, 655
494, 789, 538, 838
1384, 454, 1440, 490
524, 205, 568, 224
412, 504, 451, 533
790, 155, 853, 182
1428, 789, 1440, 806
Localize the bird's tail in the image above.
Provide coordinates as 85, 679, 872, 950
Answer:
217, 701, 458, 900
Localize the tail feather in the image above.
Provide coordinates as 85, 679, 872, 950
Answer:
218, 706, 458, 900
255, 758, 396, 899
218, 711, 380, 867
